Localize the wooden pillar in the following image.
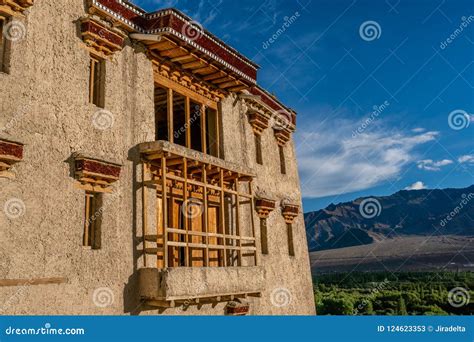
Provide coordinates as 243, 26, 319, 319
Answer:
249, 181, 258, 266
235, 177, 242, 266
183, 158, 189, 267
219, 169, 227, 267
201, 105, 207, 154
203, 165, 209, 267
161, 156, 168, 268
167, 88, 173, 143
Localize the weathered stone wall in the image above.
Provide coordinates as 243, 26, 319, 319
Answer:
0, 0, 315, 315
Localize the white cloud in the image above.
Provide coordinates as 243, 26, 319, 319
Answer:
417, 159, 453, 171
296, 117, 439, 198
412, 127, 425, 133
458, 154, 474, 164
404, 181, 427, 190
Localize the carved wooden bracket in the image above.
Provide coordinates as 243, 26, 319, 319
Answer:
247, 111, 269, 135
0, 0, 33, 17
74, 155, 121, 193
274, 129, 291, 147
0, 138, 23, 179
281, 203, 299, 224
255, 198, 276, 219
80, 18, 125, 57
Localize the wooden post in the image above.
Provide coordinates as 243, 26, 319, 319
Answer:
201, 105, 207, 154
161, 156, 168, 268
249, 181, 258, 266
219, 169, 227, 267
216, 106, 220, 158
142, 161, 148, 268
183, 158, 189, 267
203, 165, 209, 267
167, 88, 173, 143
235, 177, 242, 266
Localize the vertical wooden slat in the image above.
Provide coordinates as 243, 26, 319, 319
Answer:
167, 88, 173, 143
161, 157, 168, 268
185, 97, 191, 149
83, 194, 90, 246
89, 58, 96, 104
219, 169, 227, 267
235, 177, 242, 266
201, 105, 207, 154
183, 158, 189, 267
249, 181, 258, 266
142, 162, 148, 267
216, 107, 220, 158
287, 223, 295, 256
203, 165, 209, 267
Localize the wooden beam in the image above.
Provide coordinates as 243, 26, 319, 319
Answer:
219, 80, 240, 89
203, 72, 225, 81
0, 278, 68, 287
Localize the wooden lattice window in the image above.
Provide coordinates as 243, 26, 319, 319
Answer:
83, 192, 102, 249
89, 55, 105, 107
154, 82, 220, 157
0, 17, 11, 73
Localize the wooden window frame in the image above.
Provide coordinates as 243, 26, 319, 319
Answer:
287, 222, 294, 256
279, 145, 286, 174
89, 55, 105, 107
83, 191, 102, 249
0, 17, 11, 74
260, 217, 269, 254
255, 134, 263, 165
154, 79, 220, 158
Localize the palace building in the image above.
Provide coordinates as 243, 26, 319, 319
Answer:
0, 0, 315, 315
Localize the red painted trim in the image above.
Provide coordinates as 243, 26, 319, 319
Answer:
81, 20, 124, 47
0, 140, 23, 159
75, 158, 121, 178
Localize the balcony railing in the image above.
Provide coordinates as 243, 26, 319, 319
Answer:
139, 141, 258, 269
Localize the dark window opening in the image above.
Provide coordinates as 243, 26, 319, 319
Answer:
172, 92, 186, 147
260, 217, 268, 254
279, 145, 286, 174
255, 134, 263, 165
206, 107, 219, 157
154, 85, 169, 141
190, 101, 203, 152
0, 18, 11, 73
287, 223, 294, 256
83, 192, 102, 249
89, 55, 105, 107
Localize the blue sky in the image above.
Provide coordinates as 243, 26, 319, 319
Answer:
131, 0, 474, 212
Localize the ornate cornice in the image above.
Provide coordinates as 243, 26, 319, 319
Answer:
274, 129, 291, 146
247, 111, 269, 135
153, 61, 225, 103
255, 198, 276, 219
80, 17, 125, 57
0, 0, 34, 17
281, 203, 299, 224
74, 155, 121, 193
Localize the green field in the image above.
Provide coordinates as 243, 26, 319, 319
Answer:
314, 272, 473, 315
